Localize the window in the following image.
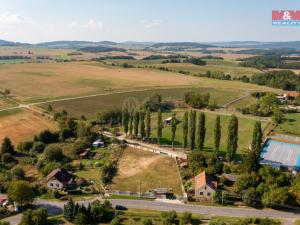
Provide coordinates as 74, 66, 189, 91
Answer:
207, 192, 211, 196
56, 183, 59, 188
200, 192, 203, 195
50, 183, 53, 187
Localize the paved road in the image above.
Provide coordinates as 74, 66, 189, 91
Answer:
2, 199, 300, 225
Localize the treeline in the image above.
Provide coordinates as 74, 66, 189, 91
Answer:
63, 199, 115, 225
95, 55, 135, 60
0, 56, 30, 60
251, 70, 300, 91
79, 46, 126, 53
183, 57, 207, 66
142, 54, 188, 60
238, 93, 284, 123
239, 55, 300, 69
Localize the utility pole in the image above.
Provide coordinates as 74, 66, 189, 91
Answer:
139, 180, 141, 198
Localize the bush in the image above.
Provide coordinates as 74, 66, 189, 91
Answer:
43, 145, 64, 162
38, 130, 59, 144
11, 166, 25, 180
40, 162, 61, 176
209, 218, 226, 225
1, 153, 13, 163
17, 141, 33, 152
30, 141, 45, 154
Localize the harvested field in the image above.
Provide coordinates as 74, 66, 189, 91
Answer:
0, 61, 203, 102
0, 110, 57, 144
110, 147, 183, 195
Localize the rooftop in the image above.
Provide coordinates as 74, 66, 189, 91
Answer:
260, 139, 300, 169
195, 171, 217, 191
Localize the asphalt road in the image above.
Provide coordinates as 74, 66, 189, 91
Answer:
2, 199, 300, 225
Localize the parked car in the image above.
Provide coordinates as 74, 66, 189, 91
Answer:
115, 205, 127, 210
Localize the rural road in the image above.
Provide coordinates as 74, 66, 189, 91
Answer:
2, 198, 300, 225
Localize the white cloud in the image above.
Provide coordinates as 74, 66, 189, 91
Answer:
70, 19, 103, 30
141, 19, 162, 28
0, 12, 34, 26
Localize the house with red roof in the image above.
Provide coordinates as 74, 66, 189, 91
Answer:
194, 171, 217, 199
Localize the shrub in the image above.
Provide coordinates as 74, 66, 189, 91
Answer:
30, 141, 45, 154
11, 166, 25, 180
17, 141, 33, 152
43, 145, 64, 162
1, 153, 13, 163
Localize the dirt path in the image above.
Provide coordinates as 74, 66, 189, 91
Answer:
222, 90, 250, 108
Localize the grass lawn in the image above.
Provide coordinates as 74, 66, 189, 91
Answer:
274, 113, 300, 136
76, 168, 102, 184
295, 220, 300, 225
110, 147, 183, 195
42, 87, 244, 118
150, 110, 267, 153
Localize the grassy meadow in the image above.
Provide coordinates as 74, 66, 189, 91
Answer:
150, 110, 267, 154
274, 113, 300, 136
41, 87, 245, 118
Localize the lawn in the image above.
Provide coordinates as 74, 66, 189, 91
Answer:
42, 87, 244, 118
274, 113, 300, 136
0, 109, 57, 144
150, 110, 267, 153
110, 147, 184, 195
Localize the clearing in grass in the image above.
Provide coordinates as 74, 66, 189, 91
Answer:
110, 147, 183, 195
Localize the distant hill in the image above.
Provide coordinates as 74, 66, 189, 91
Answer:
36, 41, 118, 49
79, 46, 126, 53
152, 42, 215, 48
0, 39, 30, 47
212, 41, 300, 49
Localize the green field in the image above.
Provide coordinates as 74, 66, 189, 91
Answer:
274, 113, 300, 136
105, 58, 261, 77
42, 87, 244, 118
150, 110, 267, 153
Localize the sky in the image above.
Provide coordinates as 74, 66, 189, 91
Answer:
0, 0, 299, 43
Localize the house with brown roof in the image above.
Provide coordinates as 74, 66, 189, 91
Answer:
194, 171, 217, 199
283, 91, 300, 100
46, 168, 74, 191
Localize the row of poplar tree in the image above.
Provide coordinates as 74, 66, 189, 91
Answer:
122, 109, 242, 161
